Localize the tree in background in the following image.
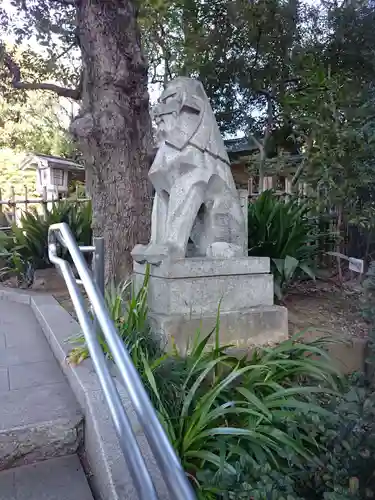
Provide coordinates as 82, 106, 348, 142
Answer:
141, 0, 375, 163
0, 149, 36, 199
0, 89, 75, 157
1, 0, 152, 282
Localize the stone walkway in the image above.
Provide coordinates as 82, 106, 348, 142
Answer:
0, 298, 92, 499
0, 456, 93, 500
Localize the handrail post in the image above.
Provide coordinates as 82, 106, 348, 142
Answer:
93, 237, 105, 297
92, 237, 104, 335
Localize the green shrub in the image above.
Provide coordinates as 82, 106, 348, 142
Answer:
0, 200, 92, 283
299, 376, 375, 499
248, 190, 317, 298
141, 328, 342, 497
207, 375, 375, 500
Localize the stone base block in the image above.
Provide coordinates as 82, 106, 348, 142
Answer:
134, 257, 274, 316
149, 305, 288, 354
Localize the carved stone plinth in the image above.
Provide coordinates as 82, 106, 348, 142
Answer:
134, 257, 288, 352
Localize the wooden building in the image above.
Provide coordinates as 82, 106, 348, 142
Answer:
19, 154, 85, 198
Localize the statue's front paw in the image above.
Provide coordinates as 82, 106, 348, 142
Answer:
132, 242, 185, 265
131, 244, 149, 264
142, 244, 170, 265
131, 243, 170, 265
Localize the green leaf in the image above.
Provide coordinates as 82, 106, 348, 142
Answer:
284, 255, 299, 281
299, 262, 316, 280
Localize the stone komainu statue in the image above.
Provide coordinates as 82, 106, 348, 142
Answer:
132, 77, 246, 265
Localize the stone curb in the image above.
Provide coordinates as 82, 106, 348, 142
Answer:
0, 288, 169, 500
0, 287, 32, 305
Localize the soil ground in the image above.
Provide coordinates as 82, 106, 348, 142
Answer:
285, 279, 367, 339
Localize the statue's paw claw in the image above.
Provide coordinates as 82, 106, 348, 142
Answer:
131, 244, 169, 265
132, 242, 185, 265
131, 244, 149, 264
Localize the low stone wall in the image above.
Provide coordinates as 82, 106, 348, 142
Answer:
299, 329, 368, 375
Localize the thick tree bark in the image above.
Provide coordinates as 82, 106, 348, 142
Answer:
71, 0, 153, 282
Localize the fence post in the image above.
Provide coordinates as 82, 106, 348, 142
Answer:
92, 237, 105, 335
11, 186, 16, 223
24, 185, 28, 212
42, 186, 48, 219
0, 188, 2, 214
285, 177, 292, 195
238, 188, 249, 255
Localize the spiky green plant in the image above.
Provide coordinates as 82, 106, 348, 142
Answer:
68, 267, 160, 367
248, 190, 318, 298
141, 328, 342, 495
0, 201, 92, 282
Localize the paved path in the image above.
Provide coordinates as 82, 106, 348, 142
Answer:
0, 298, 92, 499
0, 300, 68, 392
0, 455, 93, 500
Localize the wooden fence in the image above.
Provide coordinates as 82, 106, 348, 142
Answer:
247, 175, 308, 199
0, 185, 89, 231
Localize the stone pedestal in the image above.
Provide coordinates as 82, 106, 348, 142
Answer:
134, 257, 288, 352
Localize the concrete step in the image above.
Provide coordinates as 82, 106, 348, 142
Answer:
0, 455, 94, 500
0, 299, 83, 469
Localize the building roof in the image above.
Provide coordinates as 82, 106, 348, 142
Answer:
18, 140, 261, 175
224, 137, 259, 155
19, 153, 84, 172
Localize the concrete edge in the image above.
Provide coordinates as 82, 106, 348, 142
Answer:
0, 289, 169, 500
134, 256, 271, 278
0, 287, 31, 305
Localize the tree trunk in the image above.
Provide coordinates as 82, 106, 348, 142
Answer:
71, 0, 153, 283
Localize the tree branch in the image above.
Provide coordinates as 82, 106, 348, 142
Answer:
53, 41, 76, 63
50, 0, 77, 6
250, 133, 264, 153
291, 135, 313, 187
20, 0, 76, 7
4, 52, 81, 100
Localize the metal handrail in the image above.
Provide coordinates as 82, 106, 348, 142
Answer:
48, 222, 196, 500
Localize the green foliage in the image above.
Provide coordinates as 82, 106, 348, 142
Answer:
68, 268, 161, 367
66, 274, 375, 500
298, 376, 375, 500
0, 201, 92, 281
141, 329, 342, 496
0, 148, 37, 199
284, 61, 375, 213
0, 233, 34, 287
248, 190, 317, 298
198, 374, 375, 500
0, 90, 75, 155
